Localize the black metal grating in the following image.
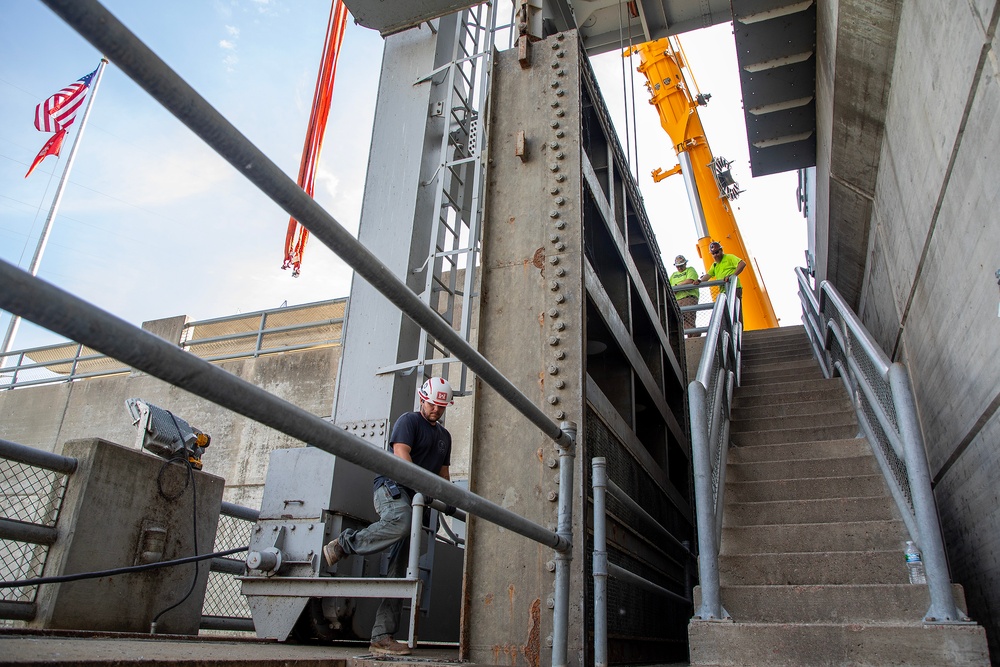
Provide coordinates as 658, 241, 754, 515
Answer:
586, 408, 691, 664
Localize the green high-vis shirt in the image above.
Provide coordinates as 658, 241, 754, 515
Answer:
707, 254, 743, 290
670, 267, 700, 300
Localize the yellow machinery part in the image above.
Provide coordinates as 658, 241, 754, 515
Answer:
628, 38, 779, 330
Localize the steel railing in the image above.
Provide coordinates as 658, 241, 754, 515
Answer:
591, 458, 694, 667
5, 3, 578, 663
673, 278, 735, 337
796, 266, 969, 623
0, 298, 347, 390
0, 438, 76, 623
686, 275, 740, 621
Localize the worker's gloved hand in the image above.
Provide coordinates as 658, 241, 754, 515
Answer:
444, 504, 458, 516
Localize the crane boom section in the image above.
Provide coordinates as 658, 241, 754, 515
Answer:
630, 38, 779, 330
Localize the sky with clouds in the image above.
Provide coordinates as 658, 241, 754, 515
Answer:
0, 1, 805, 353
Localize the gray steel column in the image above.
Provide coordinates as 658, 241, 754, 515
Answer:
331, 15, 463, 425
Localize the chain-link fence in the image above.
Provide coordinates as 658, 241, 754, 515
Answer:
672, 280, 730, 337
0, 440, 74, 627
200, 506, 255, 632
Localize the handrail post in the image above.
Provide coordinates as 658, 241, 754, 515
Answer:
407, 493, 427, 581
591, 458, 608, 667
551, 420, 577, 667
689, 381, 726, 620
888, 364, 968, 623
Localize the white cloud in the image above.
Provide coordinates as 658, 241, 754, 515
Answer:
225, 24, 240, 38
219, 39, 236, 50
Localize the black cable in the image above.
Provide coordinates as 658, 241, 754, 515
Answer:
0, 546, 246, 588
151, 415, 200, 629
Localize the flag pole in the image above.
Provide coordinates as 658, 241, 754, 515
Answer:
1, 58, 109, 363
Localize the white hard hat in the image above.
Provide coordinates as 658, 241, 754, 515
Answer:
419, 377, 454, 406
674, 255, 688, 266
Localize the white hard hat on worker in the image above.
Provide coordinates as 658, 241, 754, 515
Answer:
419, 377, 454, 407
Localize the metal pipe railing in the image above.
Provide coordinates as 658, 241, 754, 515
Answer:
796, 266, 969, 623
551, 421, 577, 667
38, 0, 571, 452
0, 518, 57, 546
220, 502, 260, 523
27, 2, 581, 660
0, 261, 571, 555
2, 301, 346, 390
592, 459, 609, 667
0, 438, 77, 475
688, 276, 740, 622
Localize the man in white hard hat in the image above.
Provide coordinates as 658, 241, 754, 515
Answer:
323, 377, 454, 656
669, 254, 700, 336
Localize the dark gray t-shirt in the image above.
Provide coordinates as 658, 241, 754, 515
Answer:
374, 411, 451, 496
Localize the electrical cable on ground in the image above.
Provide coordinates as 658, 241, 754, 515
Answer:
0, 546, 247, 588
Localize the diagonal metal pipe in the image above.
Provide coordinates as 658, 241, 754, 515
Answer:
0, 260, 568, 553
38, 0, 570, 452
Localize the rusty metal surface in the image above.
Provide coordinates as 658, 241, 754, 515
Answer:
463, 31, 585, 667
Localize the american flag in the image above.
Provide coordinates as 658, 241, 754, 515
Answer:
33, 66, 99, 133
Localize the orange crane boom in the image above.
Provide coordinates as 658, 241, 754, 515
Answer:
627, 37, 778, 330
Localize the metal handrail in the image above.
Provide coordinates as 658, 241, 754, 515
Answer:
1, 298, 347, 390
687, 275, 740, 621
795, 266, 969, 623
672, 278, 730, 337
10, 4, 579, 662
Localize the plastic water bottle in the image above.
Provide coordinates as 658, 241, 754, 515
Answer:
905, 540, 926, 584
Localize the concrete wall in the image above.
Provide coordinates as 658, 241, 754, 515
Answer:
0, 318, 340, 510
0, 312, 476, 512
857, 0, 1000, 656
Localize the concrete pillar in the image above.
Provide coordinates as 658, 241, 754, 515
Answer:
32, 438, 224, 635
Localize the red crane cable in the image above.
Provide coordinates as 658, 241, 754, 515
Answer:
282, 0, 349, 277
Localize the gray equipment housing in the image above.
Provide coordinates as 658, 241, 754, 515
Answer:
242, 446, 462, 643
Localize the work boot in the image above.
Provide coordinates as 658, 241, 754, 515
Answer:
370, 635, 411, 656
322, 538, 346, 566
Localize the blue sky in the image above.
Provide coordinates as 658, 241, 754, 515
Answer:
1, 1, 804, 352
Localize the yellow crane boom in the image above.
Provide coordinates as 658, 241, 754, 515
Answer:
627, 37, 778, 330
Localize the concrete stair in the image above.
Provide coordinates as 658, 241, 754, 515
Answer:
688, 326, 990, 666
